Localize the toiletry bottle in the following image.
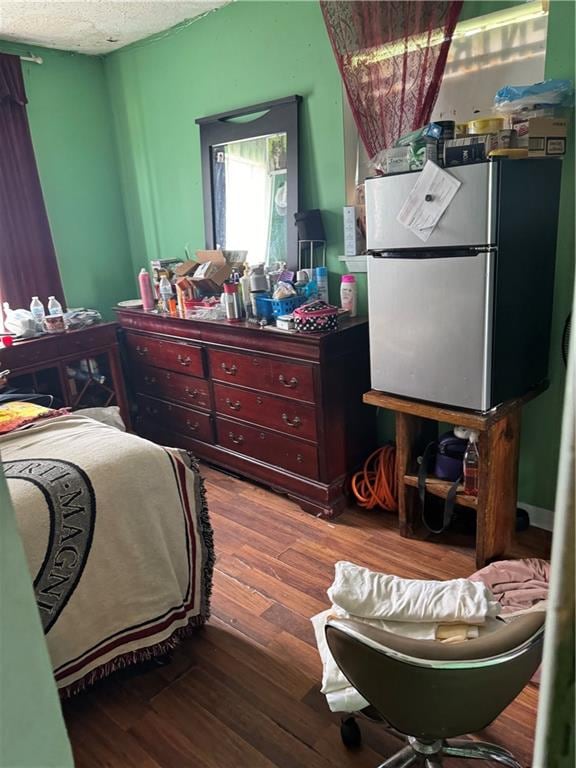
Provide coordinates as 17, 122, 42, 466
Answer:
239, 265, 251, 317
30, 296, 46, 331
47, 296, 63, 316
138, 268, 155, 311
340, 274, 357, 317
305, 279, 318, 300
223, 282, 241, 321
159, 275, 173, 314
463, 431, 480, 496
316, 266, 329, 303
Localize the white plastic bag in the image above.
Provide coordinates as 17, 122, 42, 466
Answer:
2, 304, 37, 337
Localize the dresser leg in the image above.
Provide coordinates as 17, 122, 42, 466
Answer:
292, 494, 347, 520
109, 343, 131, 431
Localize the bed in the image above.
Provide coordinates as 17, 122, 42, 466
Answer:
0, 407, 214, 695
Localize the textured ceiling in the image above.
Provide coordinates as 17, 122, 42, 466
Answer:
0, 1, 230, 55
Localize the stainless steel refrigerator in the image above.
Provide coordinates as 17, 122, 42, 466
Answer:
366, 159, 562, 411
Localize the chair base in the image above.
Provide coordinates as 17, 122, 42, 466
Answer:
375, 738, 523, 768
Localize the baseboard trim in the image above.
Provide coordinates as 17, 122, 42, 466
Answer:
518, 502, 554, 532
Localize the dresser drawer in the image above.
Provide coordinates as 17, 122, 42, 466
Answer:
137, 365, 211, 411
58, 324, 116, 356
2, 335, 60, 370
209, 349, 315, 403
216, 416, 318, 479
126, 332, 204, 377
136, 394, 214, 444
214, 382, 317, 442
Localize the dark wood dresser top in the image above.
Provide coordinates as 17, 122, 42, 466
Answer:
115, 308, 368, 362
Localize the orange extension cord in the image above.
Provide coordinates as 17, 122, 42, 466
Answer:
351, 445, 398, 512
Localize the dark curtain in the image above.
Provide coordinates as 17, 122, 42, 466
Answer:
320, 1, 463, 157
0, 53, 65, 310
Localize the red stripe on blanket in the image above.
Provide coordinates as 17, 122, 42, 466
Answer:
175, 456, 197, 605
54, 453, 198, 682
54, 605, 196, 681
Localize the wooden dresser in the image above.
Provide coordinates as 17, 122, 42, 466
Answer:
116, 308, 376, 517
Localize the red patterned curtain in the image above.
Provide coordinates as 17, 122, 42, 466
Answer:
320, 0, 463, 157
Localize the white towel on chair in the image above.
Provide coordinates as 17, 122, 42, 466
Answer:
312, 562, 501, 713
328, 561, 500, 624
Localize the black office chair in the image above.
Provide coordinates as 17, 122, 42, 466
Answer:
325, 611, 544, 767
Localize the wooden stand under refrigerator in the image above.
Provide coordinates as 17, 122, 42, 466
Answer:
363, 386, 545, 568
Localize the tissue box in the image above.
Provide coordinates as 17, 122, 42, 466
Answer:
443, 135, 498, 167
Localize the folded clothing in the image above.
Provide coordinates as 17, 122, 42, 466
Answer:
469, 557, 549, 685
470, 558, 549, 615
313, 561, 502, 713
328, 561, 500, 624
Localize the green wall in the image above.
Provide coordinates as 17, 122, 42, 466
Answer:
104, 0, 349, 308
518, 0, 575, 510
0, 41, 134, 318
105, 0, 574, 510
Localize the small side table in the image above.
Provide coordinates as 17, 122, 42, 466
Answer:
363, 387, 545, 568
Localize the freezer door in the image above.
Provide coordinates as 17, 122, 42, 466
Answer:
365, 162, 497, 251
367, 251, 494, 410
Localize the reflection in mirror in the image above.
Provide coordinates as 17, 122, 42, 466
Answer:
197, 96, 300, 271
212, 133, 288, 266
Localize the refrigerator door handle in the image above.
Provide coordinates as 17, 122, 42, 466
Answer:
368, 248, 494, 260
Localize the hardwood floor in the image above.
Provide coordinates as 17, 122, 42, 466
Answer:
62, 464, 551, 768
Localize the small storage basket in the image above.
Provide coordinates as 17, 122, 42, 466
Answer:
256, 294, 305, 320
293, 300, 338, 333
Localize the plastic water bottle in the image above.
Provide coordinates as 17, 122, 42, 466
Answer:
47, 296, 63, 316
30, 296, 45, 330
463, 431, 480, 496
316, 266, 329, 303
159, 276, 173, 313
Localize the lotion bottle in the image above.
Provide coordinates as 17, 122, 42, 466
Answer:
340, 274, 357, 317
138, 268, 155, 311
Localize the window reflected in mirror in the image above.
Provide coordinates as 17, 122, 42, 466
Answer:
212, 133, 288, 267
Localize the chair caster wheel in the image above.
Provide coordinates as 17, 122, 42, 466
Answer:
516, 507, 530, 532
340, 716, 362, 749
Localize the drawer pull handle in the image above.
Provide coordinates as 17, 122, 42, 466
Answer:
225, 397, 241, 411
186, 420, 199, 432
278, 374, 298, 389
221, 362, 238, 376
145, 406, 159, 416
136, 345, 148, 356
177, 354, 192, 366
256, 396, 263, 405
185, 386, 199, 399
228, 432, 244, 445
282, 413, 302, 428
296, 453, 304, 463
144, 375, 156, 384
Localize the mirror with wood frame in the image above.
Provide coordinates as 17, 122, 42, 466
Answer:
196, 96, 300, 272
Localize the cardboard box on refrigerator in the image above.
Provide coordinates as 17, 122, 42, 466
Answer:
512, 116, 568, 156
527, 117, 567, 157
